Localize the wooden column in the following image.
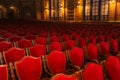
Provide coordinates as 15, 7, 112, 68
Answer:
36, 0, 41, 20
109, 1, 116, 21
75, 0, 83, 22
116, 1, 120, 21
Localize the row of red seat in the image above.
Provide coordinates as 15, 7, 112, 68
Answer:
1, 55, 120, 80
0, 21, 120, 80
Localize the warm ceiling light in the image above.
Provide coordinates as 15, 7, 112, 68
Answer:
10, 6, 14, 9
109, 0, 115, 3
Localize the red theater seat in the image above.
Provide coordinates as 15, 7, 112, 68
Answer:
49, 42, 62, 52
9, 36, 21, 47
69, 47, 84, 70
110, 39, 118, 54
78, 37, 87, 48
86, 44, 98, 62
99, 41, 110, 56
89, 36, 96, 44
72, 34, 79, 40
15, 56, 42, 80
83, 63, 104, 80
0, 41, 13, 52
0, 38, 5, 42
98, 35, 104, 43
0, 65, 8, 80
17, 39, 32, 48
50, 73, 79, 80
9, 36, 21, 42
25, 34, 36, 40
50, 36, 60, 43
3, 48, 25, 64
35, 37, 47, 46
17, 39, 32, 55
65, 40, 76, 50
45, 51, 66, 75
30, 44, 46, 57
0, 41, 13, 64
105, 56, 120, 80
62, 34, 70, 42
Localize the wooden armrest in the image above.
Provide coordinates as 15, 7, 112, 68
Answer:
9, 63, 16, 80
44, 69, 54, 77
68, 63, 81, 71
88, 59, 99, 64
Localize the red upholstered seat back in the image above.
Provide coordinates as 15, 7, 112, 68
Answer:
9, 36, 21, 42
15, 56, 42, 80
0, 41, 12, 52
89, 36, 96, 44
25, 34, 36, 40
52, 74, 76, 80
62, 34, 70, 41
4, 48, 25, 64
3, 33, 13, 38
69, 47, 84, 67
39, 32, 48, 38
17, 39, 32, 48
30, 44, 46, 57
78, 37, 86, 47
83, 63, 104, 80
87, 44, 98, 59
0, 38, 5, 42
98, 35, 104, 42
100, 41, 109, 55
50, 42, 62, 52
110, 39, 118, 52
105, 34, 111, 41
47, 51, 66, 74
50, 36, 59, 43
0, 65, 8, 80
35, 37, 47, 45
72, 34, 79, 40
106, 56, 120, 80
65, 40, 76, 50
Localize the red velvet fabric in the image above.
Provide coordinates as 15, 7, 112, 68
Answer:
0, 41, 12, 52
4, 48, 25, 64
89, 36, 96, 44
3, 33, 13, 38
39, 32, 48, 38
0, 38, 5, 42
9, 36, 21, 42
50, 42, 62, 52
25, 34, 36, 40
83, 63, 104, 80
100, 41, 109, 55
98, 35, 104, 42
17, 39, 32, 48
50, 36, 59, 43
36, 37, 47, 45
53, 74, 76, 80
65, 40, 76, 50
47, 51, 66, 74
105, 35, 111, 41
0, 65, 8, 80
50, 32, 57, 36
87, 44, 98, 59
62, 34, 70, 41
15, 56, 42, 80
72, 34, 79, 40
106, 56, 120, 80
110, 39, 118, 52
70, 47, 84, 67
30, 44, 46, 57
78, 37, 86, 47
